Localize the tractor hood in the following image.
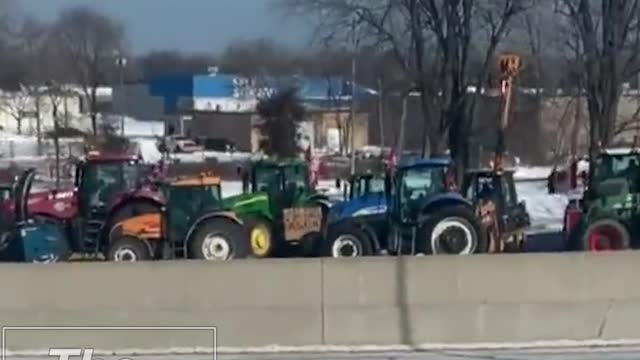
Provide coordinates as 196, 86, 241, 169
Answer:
223, 192, 269, 212
327, 192, 387, 224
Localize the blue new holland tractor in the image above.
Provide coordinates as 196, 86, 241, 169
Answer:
322, 158, 487, 257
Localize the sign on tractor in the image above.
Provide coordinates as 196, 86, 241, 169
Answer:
283, 207, 322, 241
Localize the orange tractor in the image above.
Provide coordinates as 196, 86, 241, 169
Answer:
107, 173, 250, 261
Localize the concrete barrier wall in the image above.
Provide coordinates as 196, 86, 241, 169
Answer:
1, 252, 640, 353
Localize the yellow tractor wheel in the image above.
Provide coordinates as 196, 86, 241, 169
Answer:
248, 220, 273, 258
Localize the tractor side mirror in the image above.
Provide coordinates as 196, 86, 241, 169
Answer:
335, 178, 341, 188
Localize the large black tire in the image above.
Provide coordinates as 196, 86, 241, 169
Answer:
243, 215, 274, 258
188, 217, 250, 260
107, 235, 153, 262
418, 206, 488, 255
323, 222, 374, 258
581, 218, 630, 252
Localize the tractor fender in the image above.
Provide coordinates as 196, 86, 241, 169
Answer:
106, 196, 164, 225
102, 196, 165, 247
420, 193, 474, 217
184, 211, 244, 245
312, 197, 332, 210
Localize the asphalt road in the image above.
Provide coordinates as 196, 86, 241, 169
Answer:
8, 347, 640, 360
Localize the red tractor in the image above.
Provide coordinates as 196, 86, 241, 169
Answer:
24, 150, 164, 259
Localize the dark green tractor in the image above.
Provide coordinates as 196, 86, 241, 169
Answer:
564, 148, 640, 251
107, 174, 249, 261
225, 158, 331, 257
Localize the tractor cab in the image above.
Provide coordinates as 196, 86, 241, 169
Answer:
244, 159, 312, 209
387, 159, 451, 225
344, 172, 386, 201
163, 174, 224, 244
589, 149, 640, 200
462, 168, 530, 252
75, 151, 144, 214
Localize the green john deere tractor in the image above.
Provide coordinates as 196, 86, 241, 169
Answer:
564, 147, 640, 251
224, 158, 331, 257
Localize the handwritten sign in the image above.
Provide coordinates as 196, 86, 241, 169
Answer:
283, 207, 322, 241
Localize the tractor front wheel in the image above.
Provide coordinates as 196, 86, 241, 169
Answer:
419, 206, 487, 255
323, 223, 373, 257
582, 219, 630, 252
189, 218, 249, 260
107, 235, 153, 262
244, 216, 273, 258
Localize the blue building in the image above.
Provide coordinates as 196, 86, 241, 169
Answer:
114, 72, 377, 152
147, 72, 376, 114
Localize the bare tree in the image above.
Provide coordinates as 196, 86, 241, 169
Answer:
556, 0, 640, 169
283, 0, 529, 178
52, 6, 125, 135
0, 86, 29, 134
16, 16, 49, 151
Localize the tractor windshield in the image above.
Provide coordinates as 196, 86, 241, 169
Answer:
594, 154, 640, 192
253, 165, 280, 193
253, 163, 309, 193
399, 166, 446, 203
83, 161, 140, 209
352, 176, 385, 198
283, 164, 309, 192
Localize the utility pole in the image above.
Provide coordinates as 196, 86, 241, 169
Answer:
377, 77, 384, 148
115, 52, 127, 137
349, 16, 358, 175
495, 53, 521, 172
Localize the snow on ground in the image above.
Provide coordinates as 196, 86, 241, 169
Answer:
516, 179, 568, 232
171, 151, 257, 163
514, 166, 552, 180
130, 138, 162, 163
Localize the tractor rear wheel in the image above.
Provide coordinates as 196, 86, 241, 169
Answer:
581, 218, 630, 252
323, 222, 373, 257
188, 218, 249, 260
107, 235, 153, 262
419, 206, 488, 255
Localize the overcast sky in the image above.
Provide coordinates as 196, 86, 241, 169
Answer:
17, 0, 312, 54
